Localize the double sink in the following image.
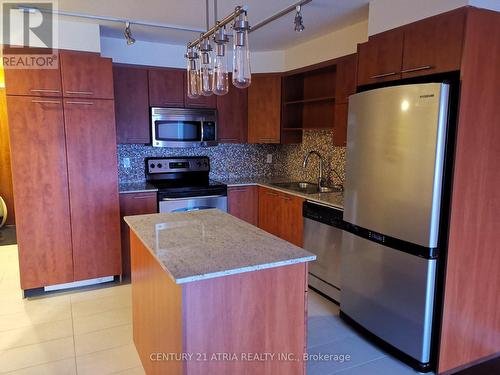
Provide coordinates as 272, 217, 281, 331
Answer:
270, 181, 343, 195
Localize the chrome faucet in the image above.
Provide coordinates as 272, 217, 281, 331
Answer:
303, 151, 325, 188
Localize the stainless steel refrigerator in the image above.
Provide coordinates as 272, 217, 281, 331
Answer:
340, 83, 451, 372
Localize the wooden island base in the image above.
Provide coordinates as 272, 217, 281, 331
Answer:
130, 232, 309, 375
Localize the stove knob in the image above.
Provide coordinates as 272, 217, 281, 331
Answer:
203, 161, 208, 167
157, 163, 162, 168
150, 163, 155, 169
196, 161, 202, 167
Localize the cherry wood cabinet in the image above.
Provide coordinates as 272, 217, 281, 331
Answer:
148, 68, 185, 107
217, 76, 248, 143
63, 99, 122, 281
60, 51, 114, 99
335, 54, 357, 104
119, 192, 157, 278
333, 103, 348, 147
3, 49, 62, 97
248, 74, 282, 144
227, 186, 258, 226
6, 96, 74, 289
357, 30, 404, 86
113, 66, 150, 144
358, 9, 466, 86
185, 89, 217, 109
258, 186, 304, 247
402, 9, 465, 79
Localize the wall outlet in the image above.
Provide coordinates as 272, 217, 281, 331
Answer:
266, 154, 273, 164
123, 157, 131, 168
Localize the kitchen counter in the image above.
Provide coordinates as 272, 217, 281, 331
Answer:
118, 181, 158, 194
126, 209, 315, 374
125, 209, 315, 284
216, 176, 344, 210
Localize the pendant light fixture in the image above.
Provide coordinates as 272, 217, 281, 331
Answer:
232, 12, 251, 88
199, 37, 214, 96
185, 46, 201, 99
212, 26, 229, 95
185, 5, 250, 96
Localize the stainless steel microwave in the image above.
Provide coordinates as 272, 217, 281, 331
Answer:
151, 107, 217, 148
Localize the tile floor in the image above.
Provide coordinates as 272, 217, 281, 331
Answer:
0, 244, 424, 375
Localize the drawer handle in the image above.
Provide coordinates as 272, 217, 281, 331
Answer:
132, 195, 155, 199
66, 91, 94, 95
401, 66, 433, 73
370, 72, 398, 79
280, 196, 291, 201
219, 138, 238, 142
31, 100, 61, 104
260, 138, 279, 142
266, 192, 278, 196
127, 138, 150, 143
66, 101, 93, 105
30, 89, 61, 93
230, 188, 248, 192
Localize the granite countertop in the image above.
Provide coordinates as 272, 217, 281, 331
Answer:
124, 209, 316, 284
216, 177, 344, 210
119, 181, 158, 194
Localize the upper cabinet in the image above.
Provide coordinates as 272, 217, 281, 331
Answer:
148, 68, 185, 107
4, 48, 62, 97
185, 88, 217, 109
248, 73, 282, 144
357, 9, 466, 86
217, 75, 248, 143
357, 30, 404, 86
60, 51, 114, 99
113, 66, 150, 144
402, 9, 465, 79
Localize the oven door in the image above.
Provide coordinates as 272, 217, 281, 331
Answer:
159, 195, 228, 213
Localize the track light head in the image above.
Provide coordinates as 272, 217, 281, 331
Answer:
124, 21, 136, 45
294, 5, 305, 33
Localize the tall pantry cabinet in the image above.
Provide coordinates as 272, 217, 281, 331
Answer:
4, 50, 121, 291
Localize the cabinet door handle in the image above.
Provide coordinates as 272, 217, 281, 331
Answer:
66, 101, 93, 105
65, 91, 94, 95
31, 100, 61, 104
401, 66, 433, 73
30, 89, 61, 93
370, 72, 398, 79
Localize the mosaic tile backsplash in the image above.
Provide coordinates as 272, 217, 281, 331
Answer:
117, 130, 345, 185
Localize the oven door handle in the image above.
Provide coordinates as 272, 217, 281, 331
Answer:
161, 194, 226, 201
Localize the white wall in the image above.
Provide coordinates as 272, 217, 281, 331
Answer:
368, 0, 500, 35
101, 36, 285, 72
284, 20, 368, 71
3, 13, 100, 52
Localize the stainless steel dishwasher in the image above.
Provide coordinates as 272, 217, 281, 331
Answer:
303, 201, 344, 303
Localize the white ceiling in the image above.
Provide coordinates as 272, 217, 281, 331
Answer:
57, 0, 369, 51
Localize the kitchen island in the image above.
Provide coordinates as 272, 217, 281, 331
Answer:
125, 209, 316, 375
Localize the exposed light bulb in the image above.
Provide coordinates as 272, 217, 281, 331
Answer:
199, 37, 213, 96
185, 47, 201, 99
232, 11, 251, 89
212, 26, 229, 96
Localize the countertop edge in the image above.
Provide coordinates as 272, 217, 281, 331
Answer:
228, 181, 344, 210
124, 214, 316, 285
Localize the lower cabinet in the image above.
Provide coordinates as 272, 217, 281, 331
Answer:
119, 192, 158, 278
258, 186, 304, 247
227, 186, 258, 226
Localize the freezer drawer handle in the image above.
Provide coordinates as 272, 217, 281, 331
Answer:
31, 100, 61, 104
30, 89, 61, 93
65, 91, 94, 95
66, 101, 93, 105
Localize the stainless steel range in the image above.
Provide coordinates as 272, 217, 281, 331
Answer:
146, 157, 227, 213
